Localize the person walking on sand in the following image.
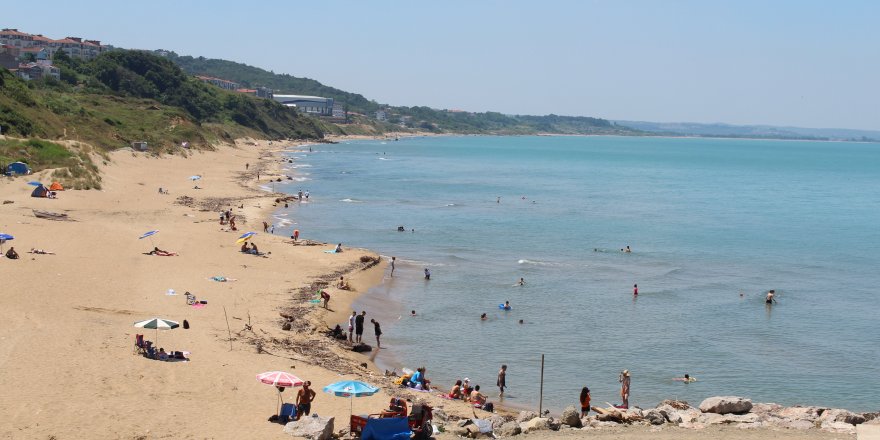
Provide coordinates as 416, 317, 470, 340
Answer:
355, 311, 366, 343
580, 387, 592, 417
263, 221, 269, 233
320, 290, 330, 309
497, 365, 507, 397
295, 381, 316, 421
292, 229, 299, 242
619, 370, 631, 409
245, 163, 249, 170
348, 311, 356, 342
371, 318, 382, 348
424, 268, 431, 280
390, 256, 396, 277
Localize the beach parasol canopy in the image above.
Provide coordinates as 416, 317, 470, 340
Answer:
0, 233, 13, 253
27, 181, 43, 186
257, 371, 304, 415
139, 230, 160, 248
236, 231, 257, 244
133, 317, 179, 345
323, 380, 380, 420
139, 230, 159, 239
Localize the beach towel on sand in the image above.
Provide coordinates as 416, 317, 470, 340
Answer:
323, 249, 338, 254
361, 417, 410, 440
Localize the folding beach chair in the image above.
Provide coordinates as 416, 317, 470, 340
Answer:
133, 334, 146, 355
279, 403, 297, 424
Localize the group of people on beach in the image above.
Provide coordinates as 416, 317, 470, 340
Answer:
348, 310, 382, 348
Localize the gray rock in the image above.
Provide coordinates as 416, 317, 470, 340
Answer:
433, 408, 448, 421
699, 396, 753, 415
560, 405, 582, 428
751, 403, 783, 415
702, 413, 759, 424
775, 405, 823, 421
657, 399, 691, 410
863, 412, 880, 422
644, 409, 667, 425
516, 411, 538, 424
821, 421, 857, 434
782, 419, 815, 430
817, 408, 866, 425
488, 414, 508, 429
520, 417, 551, 434
496, 421, 522, 437
657, 405, 700, 424
283, 416, 335, 440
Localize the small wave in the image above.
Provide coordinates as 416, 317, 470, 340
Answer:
517, 259, 559, 266
274, 219, 292, 227
289, 177, 310, 182
340, 198, 363, 203
445, 203, 457, 207
378, 157, 391, 160
398, 258, 446, 267
258, 185, 273, 192
290, 164, 312, 168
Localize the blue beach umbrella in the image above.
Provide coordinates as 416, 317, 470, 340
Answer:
27, 181, 42, 186
323, 380, 380, 419
0, 233, 13, 253
139, 230, 159, 248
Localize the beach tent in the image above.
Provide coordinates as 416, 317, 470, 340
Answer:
31, 184, 48, 198
7, 162, 31, 175
48, 182, 64, 191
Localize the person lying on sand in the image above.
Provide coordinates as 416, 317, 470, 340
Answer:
147, 247, 177, 256
29, 248, 55, 255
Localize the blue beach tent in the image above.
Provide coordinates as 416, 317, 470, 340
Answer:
31, 184, 49, 198
7, 162, 31, 175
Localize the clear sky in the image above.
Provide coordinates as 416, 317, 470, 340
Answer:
4, 1, 879, 130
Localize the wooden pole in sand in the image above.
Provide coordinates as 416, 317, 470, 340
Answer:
223, 306, 233, 351
539, 354, 545, 415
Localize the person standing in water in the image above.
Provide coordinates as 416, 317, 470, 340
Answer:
424, 268, 431, 280
497, 365, 507, 397
390, 256, 396, 277
619, 370, 631, 409
371, 318, 382, 348
766, 290, 777, 304
633, 284, 638, 296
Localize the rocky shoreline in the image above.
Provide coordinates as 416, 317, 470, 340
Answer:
440, 396, 878, 438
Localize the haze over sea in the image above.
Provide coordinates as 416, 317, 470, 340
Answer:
274, 135, 879, 412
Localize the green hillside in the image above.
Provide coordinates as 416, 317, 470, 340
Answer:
0, 50, 325, 187
158, 51, 635, 136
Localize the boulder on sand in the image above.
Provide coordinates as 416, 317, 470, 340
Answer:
699, 396, 753, 415
817, 408, 866, 425
644, 409, 666, 425
497, 421, 522, 437
520, 417, 550, 434
516, 411, 538, 424
284, 416, 334, 439
560, 406, 582, 428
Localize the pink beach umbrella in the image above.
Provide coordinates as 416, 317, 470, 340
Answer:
257, 371, 304, 415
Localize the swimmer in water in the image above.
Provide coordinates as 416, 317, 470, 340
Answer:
674, 374, 696, 383
766, 290, 777, 304
411, 310, 416, 317
625, 245, 631, 253
503, 301, 511, 310
517, 278, 525, 286
518, 319, 524, 324
481, 313, 488, 320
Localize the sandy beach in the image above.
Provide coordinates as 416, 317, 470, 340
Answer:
0, 137, 857, 439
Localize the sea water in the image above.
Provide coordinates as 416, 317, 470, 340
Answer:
273, 136, 879, 412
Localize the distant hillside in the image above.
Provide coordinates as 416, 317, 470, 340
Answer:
157, 51, 632, 136
616, 120, 880, 142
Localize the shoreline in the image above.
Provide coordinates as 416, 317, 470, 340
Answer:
0, 135, 872, 438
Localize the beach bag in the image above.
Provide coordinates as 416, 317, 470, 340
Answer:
183, 319, 190, 329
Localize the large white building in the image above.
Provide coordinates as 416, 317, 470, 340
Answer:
273, 95, 335, 116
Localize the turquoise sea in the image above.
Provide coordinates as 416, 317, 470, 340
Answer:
273, 135, 879, 412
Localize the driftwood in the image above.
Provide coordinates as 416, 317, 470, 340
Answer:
33, 210, 73, 221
